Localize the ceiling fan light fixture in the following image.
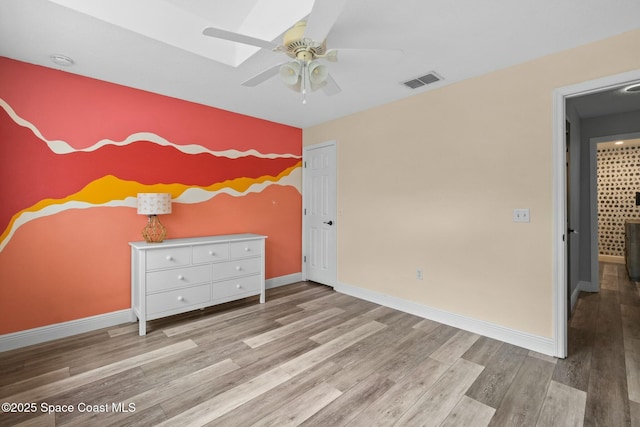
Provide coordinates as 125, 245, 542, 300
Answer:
279, 61, 301, 86
323, 49, 338, 62
308, 60, 328, 85
280, 59, 328, 96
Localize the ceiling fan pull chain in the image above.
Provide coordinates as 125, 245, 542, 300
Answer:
302, 62, 308, 105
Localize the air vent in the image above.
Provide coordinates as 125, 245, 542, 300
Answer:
402, 72, 442, 89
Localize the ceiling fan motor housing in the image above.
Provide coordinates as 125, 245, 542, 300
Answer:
283, 21, 326, 60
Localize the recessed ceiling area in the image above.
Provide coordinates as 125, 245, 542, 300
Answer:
1, 0, 640, 128
48, 0, 314, 67
569, 83, 640, 119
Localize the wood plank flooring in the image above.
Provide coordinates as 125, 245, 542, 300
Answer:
1, 264, 639, 426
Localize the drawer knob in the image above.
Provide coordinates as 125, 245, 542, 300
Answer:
177, 296, 184, 302
166, 255, 173, 261
209, 251, 215, 256
236, 266, 242, 271
244, 247, 250, 252
177, 275, 184, 280
236, 284, 241, 289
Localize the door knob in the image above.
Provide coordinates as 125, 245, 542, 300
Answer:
323, 220, 333, 226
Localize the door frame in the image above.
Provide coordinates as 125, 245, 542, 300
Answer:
301, 140, 338, 285
552, 69, 640, 358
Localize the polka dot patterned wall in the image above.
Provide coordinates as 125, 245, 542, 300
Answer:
597, 145, 640, 256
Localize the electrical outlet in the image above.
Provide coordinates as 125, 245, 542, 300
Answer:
513, 208, 530, 223
416, 268, 423, 280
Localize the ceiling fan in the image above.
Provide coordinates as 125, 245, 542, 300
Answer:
202, 0, 401, 103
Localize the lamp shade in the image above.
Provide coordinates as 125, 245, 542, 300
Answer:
137, 193, 172, 215
279, 61, 301, 86
308, 60, 328, 85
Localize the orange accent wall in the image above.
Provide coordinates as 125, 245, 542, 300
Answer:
0, 57, 302, 335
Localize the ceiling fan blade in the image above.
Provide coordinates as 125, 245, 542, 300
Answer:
203, 27, 277, 50
321, 74, 341, 96
304, 0, 348, 42
327, 48, 404, 64
242, 62, 286, 87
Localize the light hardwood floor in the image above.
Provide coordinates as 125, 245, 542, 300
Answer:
0, 263, 638, 426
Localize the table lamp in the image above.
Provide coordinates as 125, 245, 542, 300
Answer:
137, 193, 172, 243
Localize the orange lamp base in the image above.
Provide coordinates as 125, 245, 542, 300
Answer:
142, 215, 167, 243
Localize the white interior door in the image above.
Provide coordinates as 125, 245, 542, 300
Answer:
303, 141, 337, 286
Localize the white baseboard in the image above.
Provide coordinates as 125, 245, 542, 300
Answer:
335, 281, 556, 357
0, 309, 135, 353
0, 272, 303, 353
578, 279, 598, 293
571, 283, 581, 311
266, 272, 302, 289
571, 281, 590, 312
599, 254, 625, 264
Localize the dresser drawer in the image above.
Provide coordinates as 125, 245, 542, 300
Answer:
230, 240, 262, 259
214, 257, 261, 280
213, 275, 261, 301
193, 243, 230, 264
146, 247, 191, 270
147, 284, 211, 316
146, 265, 210, 293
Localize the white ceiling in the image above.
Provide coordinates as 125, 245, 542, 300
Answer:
570, 84, 640, 119
1, 0, 640, 128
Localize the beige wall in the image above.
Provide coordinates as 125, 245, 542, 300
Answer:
303, 29, 640, 338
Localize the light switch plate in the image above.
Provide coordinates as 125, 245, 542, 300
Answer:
513, 208, 530, 223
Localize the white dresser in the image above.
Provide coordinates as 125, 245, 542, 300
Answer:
130, 233, 267, 335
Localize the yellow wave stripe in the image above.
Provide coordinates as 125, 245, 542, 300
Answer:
0, 162, 301, 247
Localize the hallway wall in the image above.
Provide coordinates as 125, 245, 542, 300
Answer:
597, 143, 640, 257
577, 109, 640, 286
